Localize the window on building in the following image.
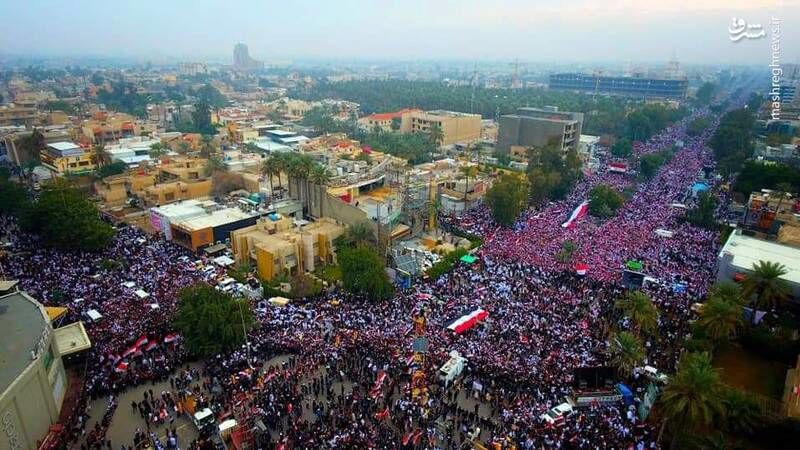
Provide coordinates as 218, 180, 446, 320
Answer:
165, 192, 175, 201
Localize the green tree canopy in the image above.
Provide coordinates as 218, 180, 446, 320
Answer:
611, 138, 632, 158
588, 184, 624, 218
741, 260, 791, 312
695, 82, 717, 104
485, 173, 529, 227
685, 191, 717, 230
696, 296, 744, 344
639, 148, 675, 179
608, 331, 645, 377
19, 181, 115, 251
659, 352, 725, 430
338, 244, 394, 300
174, 283, 255, 357
615, 290, 659, 336
710, 109, 755, 176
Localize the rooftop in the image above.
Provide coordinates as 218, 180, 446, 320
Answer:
0, 291, 49, 395
175, 207, 256, 231
720, 230, 800, 284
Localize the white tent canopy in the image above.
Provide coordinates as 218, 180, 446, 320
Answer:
86, 309, 102, 321
134, 289, 150, 299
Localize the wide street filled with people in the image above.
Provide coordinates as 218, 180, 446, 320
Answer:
0, 102, 732, 449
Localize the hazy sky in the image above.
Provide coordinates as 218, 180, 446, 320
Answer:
1, 0, 798, 65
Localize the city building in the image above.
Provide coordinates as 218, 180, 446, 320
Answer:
39, 141, 96, 176
549, 73, 688, 99
80, 112, 141, 144
497, 107, 584, 155
0, 288, 73, 450
140, 179, 213, 206
717, 229, 800, 300
230, 215, 345, 280
0, 104, 39, 126
232, 43, 264, 72
178, 62, 208, 76
2, 127, 72, 166
105, 136, 163, 167
158, 157, 208, 182
170, 207, 260, 251
222, 150, 264, 173
358, 108, 422, 132
401, 110, 482, 146
95, 171, 157, 207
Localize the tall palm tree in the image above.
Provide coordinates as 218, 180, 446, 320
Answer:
92, 144, 109, 167
708, 281, 745, 305
615, 291, 659, 336
659, 352, 725, 430
199, 134, 215, 158
459, 165, 480, 204
298, 156, 315, 207
740, 260, 790, 316
696, 296, 744, 344
273, 153, 287, 192
773, 182, 793, 213
262, 157, 279, 198
308, 164, 331, 217
338, 221, 376, 248
721, 389, 762, 435
607, 331, 644, 377
204, 155, 226, 176
428, 124, 444, 155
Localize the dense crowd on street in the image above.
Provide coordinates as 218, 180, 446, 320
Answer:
0, 102, 731, 449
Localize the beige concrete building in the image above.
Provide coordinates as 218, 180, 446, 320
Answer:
158, 157, 208, 182
0, 290, 67, 450
231, 216, 345, 281
0, 105, 39, 127
80, 112, 141, 144
400, 110, 482, 146
140, 179, 213, 206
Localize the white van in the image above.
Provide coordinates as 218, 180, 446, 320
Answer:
539, 402, 575, 424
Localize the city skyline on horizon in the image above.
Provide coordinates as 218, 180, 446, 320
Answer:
1, 0, 798, 66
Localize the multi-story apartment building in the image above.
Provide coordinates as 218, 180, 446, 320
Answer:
497, 107, 584, 155
80, 112, 141, 144
0, 105, 39, 126
549, 73, 688, 99
230, 216, 345, 280
39, 141, 96, 176
400, 110, 482, 146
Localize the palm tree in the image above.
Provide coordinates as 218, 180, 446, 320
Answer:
607, 331, 644, 377
428, 124, 444, 148
708, 281, 745, 305
459, 165, 480, 204
272, 153, 287, 192
92, 144, 110, 167
204, 155, 226, 176
615, 291, 659, 336
308, 164, 331, 217
262, 157, 279, 198
199, 134, 215, 158
773, 181, 793, 213
696, 296, 744, 344
659, 352, 725, 430
721, 389, 762, 435
740, 260, 791, 316
338, 221, 376, 248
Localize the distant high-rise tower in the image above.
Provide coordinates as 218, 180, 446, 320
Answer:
232, 43, 263, 71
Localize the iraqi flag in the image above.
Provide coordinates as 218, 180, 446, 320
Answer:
561, 201, 589, 229
164, 333, 179, 344
115, 361, 129, 373
608, 161, 628, 173
575, 263, 588, 276
374, 407, 390, 421
446, 308, 489, 334
145, 341, 158, 352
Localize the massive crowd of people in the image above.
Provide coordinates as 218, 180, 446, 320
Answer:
0, 101, 732, 449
